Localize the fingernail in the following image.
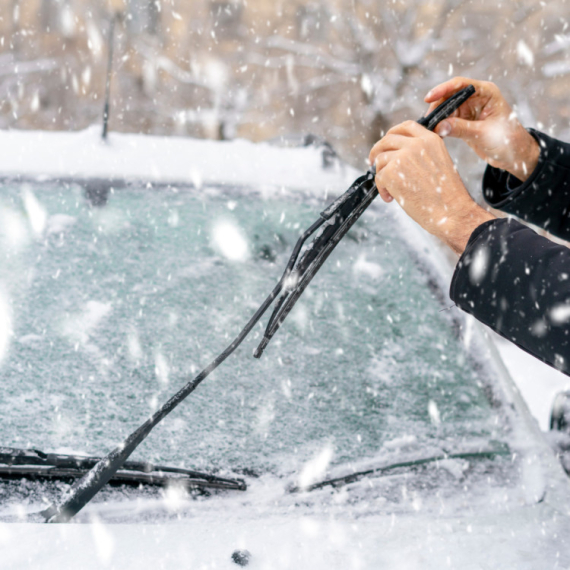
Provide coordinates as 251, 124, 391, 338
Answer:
438, 121, 451, 137
425, 89, 433, 100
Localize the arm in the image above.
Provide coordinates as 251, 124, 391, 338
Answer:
451, 217, 570, 375
426, 77, 570, 239
369, 121, 570, 376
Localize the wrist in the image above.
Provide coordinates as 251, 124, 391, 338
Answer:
503, 128, 540, 183
439, 204, 495, 255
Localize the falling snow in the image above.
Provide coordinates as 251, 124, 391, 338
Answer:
0, 0, 569, 567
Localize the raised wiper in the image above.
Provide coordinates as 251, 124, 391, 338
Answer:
42, 85, 476, 523
289, 446, 510, 493
253, 170, 377, 357
253, 84, 475, 357
0, 447, 246, 494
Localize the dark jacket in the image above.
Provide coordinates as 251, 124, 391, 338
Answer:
450, 129, 570, 375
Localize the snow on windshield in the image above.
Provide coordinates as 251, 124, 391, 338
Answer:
0, 182, 520, 516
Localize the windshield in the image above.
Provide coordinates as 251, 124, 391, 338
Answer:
0, 182, 519, 517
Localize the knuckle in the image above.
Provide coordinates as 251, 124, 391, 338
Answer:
414, 136, 429, 148
384, 161, 398, 175
369, 143, 382, 160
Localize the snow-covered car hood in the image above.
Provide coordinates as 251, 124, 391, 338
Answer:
0, 125, 355, 193
3, 504, 569, 569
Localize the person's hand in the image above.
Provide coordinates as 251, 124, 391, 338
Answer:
425, 77, 539, 182
369, 121, 495, 255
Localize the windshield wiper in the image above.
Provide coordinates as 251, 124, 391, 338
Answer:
0, 447, 246, 493
41, 85, 476, 523
289, 446, 510, 493
254, 84, 475, 357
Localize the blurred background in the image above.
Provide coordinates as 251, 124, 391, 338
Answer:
2, 0, 570, 173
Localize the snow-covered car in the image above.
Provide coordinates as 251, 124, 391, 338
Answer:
0, 128, 569, 569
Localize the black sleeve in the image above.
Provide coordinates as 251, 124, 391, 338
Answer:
450, 217, 570, 376
483, 129, 570, 241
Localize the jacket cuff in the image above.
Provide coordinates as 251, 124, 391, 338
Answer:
481, 129, 570, 239
482, 129, 545, 210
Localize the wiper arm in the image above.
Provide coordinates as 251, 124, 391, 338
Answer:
42, 85, 475, 523
289, 446, 510, 493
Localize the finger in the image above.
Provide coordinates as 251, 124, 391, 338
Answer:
369, 135, 413, 165
377, 186, 393, 203
424, 76, 476, 103
434, 120, 452, 138
434, 117, 483, 142
386, 120, 430, 138
375, 166, 402, 204
372, 150, 398, 173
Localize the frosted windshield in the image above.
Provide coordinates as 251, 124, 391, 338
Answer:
0, 183, 509, 477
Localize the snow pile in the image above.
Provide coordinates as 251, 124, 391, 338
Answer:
0, 126, 354, 194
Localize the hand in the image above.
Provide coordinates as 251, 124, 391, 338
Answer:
369, 121, 495, 255
425, 77, 539, 182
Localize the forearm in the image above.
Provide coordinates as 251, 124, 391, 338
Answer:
451, 218, 570, 375
501, 127, 540, 183
440, 204, 495, 255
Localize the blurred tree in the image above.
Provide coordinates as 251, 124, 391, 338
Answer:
0, 0, 569, 169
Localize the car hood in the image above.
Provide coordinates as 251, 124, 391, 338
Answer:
3, 502, 570, 570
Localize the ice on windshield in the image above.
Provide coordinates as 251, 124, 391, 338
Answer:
0, 183, 518, 514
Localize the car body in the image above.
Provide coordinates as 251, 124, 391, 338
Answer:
0, 128, 569, 569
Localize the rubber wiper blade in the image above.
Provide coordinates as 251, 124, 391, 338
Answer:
254, 171, 377, 357
0, 447, 246, 494
417, 84, 475, 131
289, 447, 511, 493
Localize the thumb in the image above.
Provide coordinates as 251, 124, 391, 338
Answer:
435, 117, 482, 141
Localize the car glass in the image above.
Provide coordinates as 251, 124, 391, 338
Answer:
0, 183, 513, 483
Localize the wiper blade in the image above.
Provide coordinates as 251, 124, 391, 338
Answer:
254, 84, 476, 358
42, 85, 476, 523
0, 447, 245, 494
417, 84, 475, 131
289, 447, 511, 493
254, 171, 377, 357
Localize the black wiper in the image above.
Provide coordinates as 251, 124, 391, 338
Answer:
41, 85, 476, 523
254, 84, 475, 357
253, 171, 377, 357
289, 446, 510, 493
0, 447, 245, 492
